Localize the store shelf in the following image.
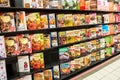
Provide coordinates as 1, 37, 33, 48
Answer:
61, 53, 120, 80
0, 7, 120, 13
0, 22, 120, 36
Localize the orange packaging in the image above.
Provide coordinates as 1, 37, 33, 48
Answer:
108, 2, 114, 11
109, 24, 114, 35
80, 0, 85, 10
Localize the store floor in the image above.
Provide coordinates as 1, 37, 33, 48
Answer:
70, 54, 120, 80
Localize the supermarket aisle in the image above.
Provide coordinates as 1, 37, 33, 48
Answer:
70, 54, 120, 80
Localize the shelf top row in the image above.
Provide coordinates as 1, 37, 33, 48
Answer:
0, 7, 120, 13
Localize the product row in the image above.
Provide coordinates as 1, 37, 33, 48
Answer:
0, 24, 120, 58
0, 45, 119, 80
0, 12, 120, 33
12, 0, 120, 12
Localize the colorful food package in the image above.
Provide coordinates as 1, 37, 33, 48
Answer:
61, 0, 76, 9
74, 30, 80, 42
31, 33, 44, 51
44, 33, 51, 49
90, 27, 97, 38
105, 36, 113, 47
18, 34, 32, 54
73, 44, 81, 57
80, 43, 87, 56
31, 0, 38, 8
43, 0, 49, 8
109, 24, 114, 35
96, 51, 100, 61
74, 58, 82, 69
30, 53, 44, 69
97, 0, 103, 11
34, 72, 44, 80
18, 56, 30, 72
68, 45, 75, 59
102, 25, 110, 36
16, 11, 27, 31
96, 39, 100, 49
80, 29, 86, 40
80, 14, 85, 25
96, 25, 102, 37
109, 13, 115, 23
53, 65, 60, 79
66, 30, 75, 44
80, 0, 85, 10
86, 28, 91, 38
50, 32, 58, 47
91, 40, 97, 51
113, 24, 118, 34
86, 41, 92, 52
0, 36, 6, 58
0, 12, 16, 33
105, 47, 112, 57
90, 0, 97, 10
59, 47, 70, 62
108, 2, 114, 11
48, 13, 56, 28
60, 62, 70, 75
40, 14, 48, 29
114, 43, 120, 52
103, 14, 109, 23
23, 0, 32, 8
44, 69, 53, 80
57, 14, 65, 27
85, 14, 90, 24
49, 0, 62, 9
73, 14, 81, 26
97, 15, 102, 24
17, 75, 32, 80
100, 50, 105, 60
84, 54, 91, 66
26, 12, 40, 30
59, 31, 66, 45
76, 0, 80, 10
0, 0, 10, 7
64, 14, 73, 27
100, 38, 105, 48
91, 52, 96, 61
70, 60, 75, 72
89, 13, 97, 24
85, 0, 90, 10
37, 0, 43, 8
0, 60, 7, 80
5, 36, 19, 56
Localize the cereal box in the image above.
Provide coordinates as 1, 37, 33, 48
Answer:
53, 65, 60, 79
18, 34, 32, 54
85, 0, 90, 10
0, 36, 6, 58
70, 60, 76, 72
34, 72, 44, 80
74, 30, 80, 42
30, 53, 44, 69
91, 52, 96, 61
0, 60, 7, 80
73, 44, 81, 57
48, 13, 56, 28
80, 43, 87, 56
49, 0, 62, 9
74, 58, 82, 69
57, 14, 65, 27
73, 14, 81, 26
64, 14, 73, 27
18, 56, 30, 72
37, 0, 43, 8
31, 33, 44, 51
90, 0, 97, 10
80, 0, 85, 10
40, 14, 48, 29
44, 69, 53, 80
0, 12, 16, 33
85, 14, 90, 24
84, 54, 91, 66
0, 0, 10, 7
80, 14, 85, 25
97, 15, 102, 24
5, 36, 19, 56
59, 47, 70, 62
59, 31, 66, 45
26, 12, 40, 30
44, 33, 51, 49
69, 45, 75, 59
60, 62, 70, 75
100, 50, 105, 60
89, 13, 97, 24
66, 30, 75, 44
43, 0, 49, 8
50, 32, 58, 47
16, 11, 27, 31
23, 0, 32, 8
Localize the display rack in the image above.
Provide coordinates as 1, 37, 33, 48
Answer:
0, 5, 120, 80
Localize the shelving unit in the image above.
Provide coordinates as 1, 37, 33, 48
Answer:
0, 3, 120, 80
